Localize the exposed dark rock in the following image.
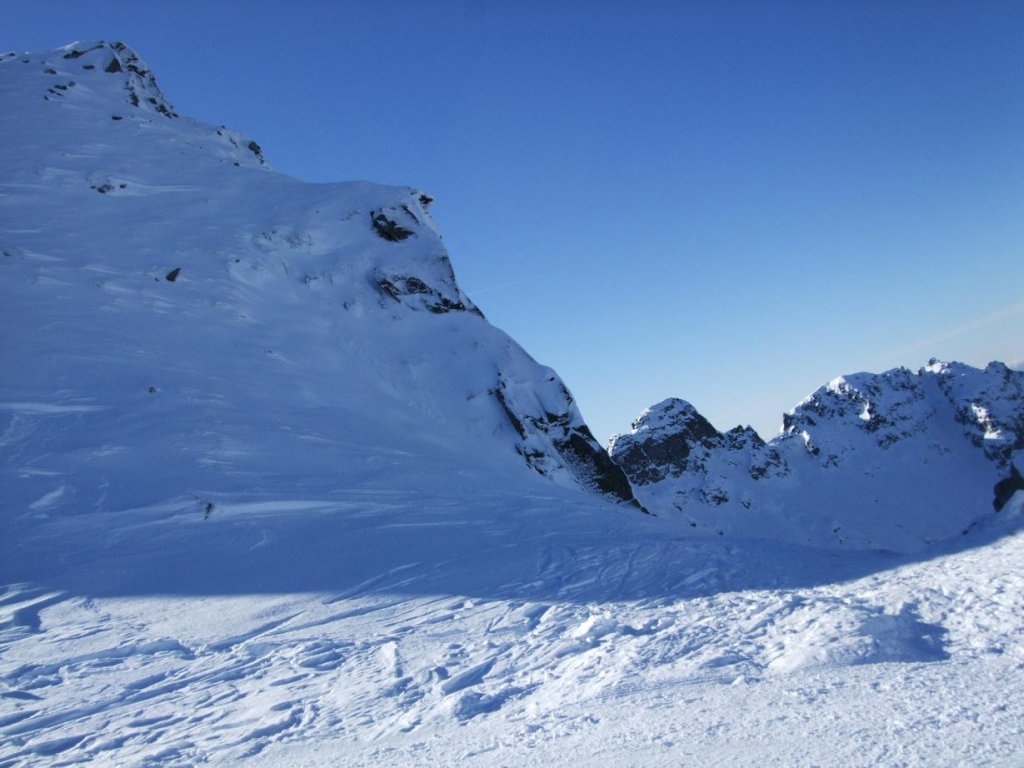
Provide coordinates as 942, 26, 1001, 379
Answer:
375, 262, 483, 317
370, 211, 413, 242
55, 41, 182, 119
609, 399, 722, 485
493, 385, 527, 440
165, 267, 181, 282
933, 361, 1024, 467
376, 274, 470, 314
701, 487, 729, 505
994, 454, 1024, 511
611, 400, 790, 490
557, 427, 644, 510
494, 378, 644, 510
781, 367, 933, 455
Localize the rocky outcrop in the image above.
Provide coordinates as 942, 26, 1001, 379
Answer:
370, 201, 484, 317
994, 452, 1024, 511
495, 374, 642, 509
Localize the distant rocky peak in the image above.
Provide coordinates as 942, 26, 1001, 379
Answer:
610, 397, 787, 489
629, 398, 719, 443
612, 359, 1024, 549
609, 400, 719, 486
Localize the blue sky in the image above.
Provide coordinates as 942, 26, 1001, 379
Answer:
8, 1, 1023, 440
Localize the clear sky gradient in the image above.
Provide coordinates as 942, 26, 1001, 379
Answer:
8, 1, 1023, 441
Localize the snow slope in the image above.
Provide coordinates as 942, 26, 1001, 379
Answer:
3, 42, 1024, 767
0, 40, 637, 524
610, 361, 1024, 551
4, 486, 1024, 766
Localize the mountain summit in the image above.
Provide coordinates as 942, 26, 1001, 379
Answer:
0, 41, 639, 527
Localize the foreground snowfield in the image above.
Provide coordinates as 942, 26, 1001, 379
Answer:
3, 42, 1024, 766
4, 487, 1024, 765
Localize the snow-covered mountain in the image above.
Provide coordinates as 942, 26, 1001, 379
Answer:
610, 360, 1024, 551
0, 40, 639, 530
4, 42, 1024, 767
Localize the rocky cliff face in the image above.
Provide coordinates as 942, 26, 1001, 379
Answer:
0, 41, 639, 517
610, 361, 1024, 551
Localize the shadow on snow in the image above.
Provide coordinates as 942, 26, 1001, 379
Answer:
4, 488, 1021, 604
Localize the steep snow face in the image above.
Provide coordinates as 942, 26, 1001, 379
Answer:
0, 41, 637, 518
610, 362, 1024, 551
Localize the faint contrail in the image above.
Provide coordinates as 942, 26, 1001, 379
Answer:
876, 300, 1024, 367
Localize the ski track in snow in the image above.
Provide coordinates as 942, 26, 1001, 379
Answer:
3, 497, 1024, 766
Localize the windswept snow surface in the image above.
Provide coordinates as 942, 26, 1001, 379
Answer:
3, 43, 1024, 766
4, 494, 1024, 766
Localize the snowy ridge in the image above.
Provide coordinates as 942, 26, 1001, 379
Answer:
782, 360, 1023, 470
2, 41, 267, 171
611, 361, 1024, 551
